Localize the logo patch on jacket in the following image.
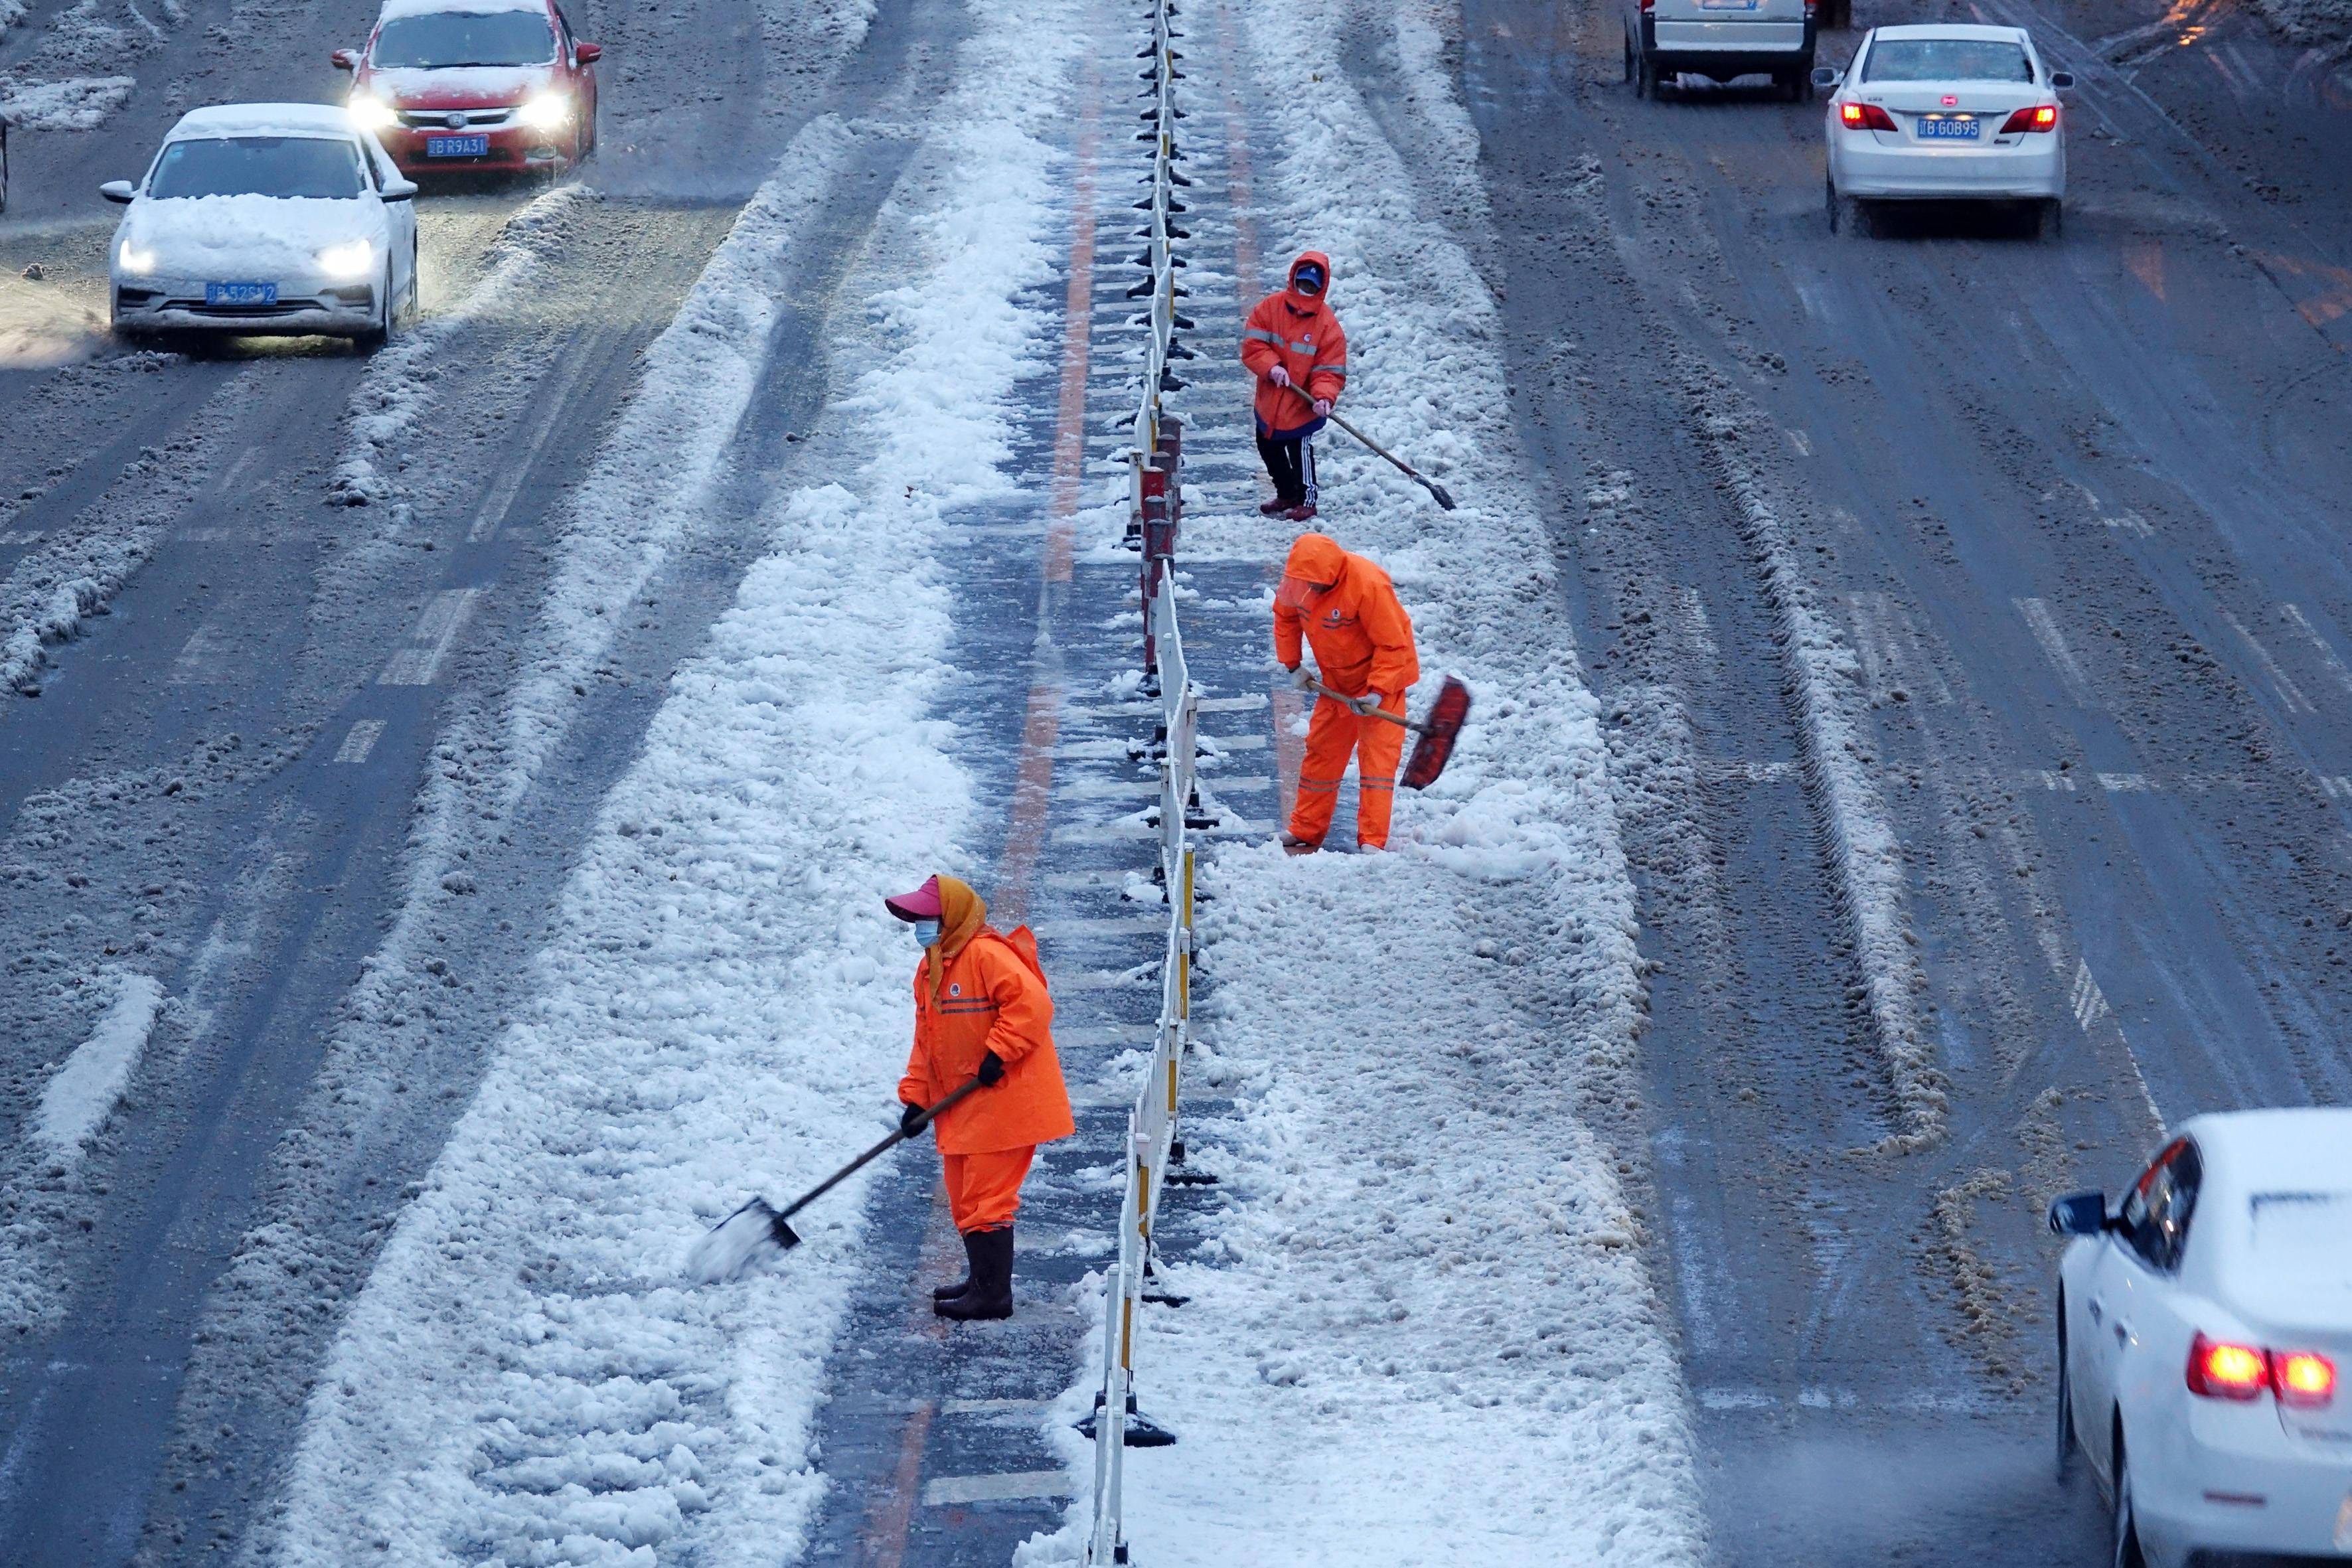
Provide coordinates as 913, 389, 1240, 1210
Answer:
949, 983, 963, 997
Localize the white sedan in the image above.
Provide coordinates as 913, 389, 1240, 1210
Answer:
1814, 24, 2073, 238
102, 103, 419, 348
2051, 1108, 2352, 1568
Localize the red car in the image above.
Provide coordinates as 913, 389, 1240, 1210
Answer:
333, 0, 600, 177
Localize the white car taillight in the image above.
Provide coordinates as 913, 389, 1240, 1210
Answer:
2188, 1333, 2339, 1407
2276, 1350, 2337, 1409
2188, 1334, 2268, 1400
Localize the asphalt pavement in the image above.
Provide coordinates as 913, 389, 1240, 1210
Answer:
1450, 0, 2352, 1561
0, 0, 936, 1559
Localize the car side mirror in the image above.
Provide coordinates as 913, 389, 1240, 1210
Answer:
381, 177, 418, 201
1810, 66, 1841, 88
2047, 1191, 2109, 1237
331, 47, 358, 70
2049, 70, 2075, 89
100, 179, 137, 204
573, 41, 601, 63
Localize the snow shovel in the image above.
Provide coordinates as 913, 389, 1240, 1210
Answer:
1280, 380, 1456, 511
1304, 674, 1473, 789
686, 1077, 984, 1283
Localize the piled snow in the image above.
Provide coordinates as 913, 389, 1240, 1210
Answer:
331, 184, 584, 504
2244, 0, 2352, 44
495, 112, 855, 795
260, 0, 1083, 1559
1034, 1, 1706, 1561
32, 972, 166, 1156
1676, 345, 1945, 1151
0, 76, 134, 131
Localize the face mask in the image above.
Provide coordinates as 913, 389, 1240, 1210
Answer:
913, 918, 942, 948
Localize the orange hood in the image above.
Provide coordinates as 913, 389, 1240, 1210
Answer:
1283, 532, 1348, 588
926, 875, 987, 997
1287, 250, 1333, 302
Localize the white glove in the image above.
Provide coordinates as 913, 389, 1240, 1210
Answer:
1312, 398, 1332, 417
1348, 690, 1385, 716
1284, 664, 1314, 690
1267, 365, 1291, 388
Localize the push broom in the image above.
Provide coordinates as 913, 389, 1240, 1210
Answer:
1303, 674, 1474, 789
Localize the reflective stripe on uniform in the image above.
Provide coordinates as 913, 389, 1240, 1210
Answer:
1310, 363, 1346, 376
1243, 327, 1283, 345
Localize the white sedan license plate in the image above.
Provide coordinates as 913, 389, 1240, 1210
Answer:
426, 133, 490, 157
205, 281, 277, 307
1696, 0, 1759, 9
1919, 115, 1980, 140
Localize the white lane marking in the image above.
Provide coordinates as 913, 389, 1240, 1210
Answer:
0, 530, 42, 545
2015, 597, 2097, 706
1054, 1025, 1150, 1050
1710, 759, 1796, 783
919, 1470, 1069, 1507
468, 347, 601, 543
2068, 955, 2164, 1128
2276, 603, 2352, 698
940, 1398, 1054, 1417
1784, 428, 1812, 458
2030, 769, 2077, 791
2218, 609, 2313, 715
2318, 775, 2352, 801
2070, 959, 2110, 1030
1031, 913, 1170, 938
177, 527, 242, 542
169, 617, 238, 684
2096, 771, 2154, 792
1701, 1385, 2002, 1414
378, 588, 481, 686
335, 719, 387, 763
1677, 584, 1719, 663
2103, 510, 2152, 536
216, 447, 262, 493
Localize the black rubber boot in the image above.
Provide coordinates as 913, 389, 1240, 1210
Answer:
934, 1226, 1014, 1320
932, 1230, 979, 1303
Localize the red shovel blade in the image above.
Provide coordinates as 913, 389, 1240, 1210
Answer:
1401, 676, 1471, 791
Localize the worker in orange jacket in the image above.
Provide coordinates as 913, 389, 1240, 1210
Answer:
1241, 250, 1348, 522
886, 873, 1073, 1320
1273, 532, 1420, 852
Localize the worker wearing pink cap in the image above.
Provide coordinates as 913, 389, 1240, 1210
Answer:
884, 874, 1073, 1320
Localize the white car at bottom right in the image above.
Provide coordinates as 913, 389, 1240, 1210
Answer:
1815, 23, 2073, 238
2051, 1107, 2352, 1568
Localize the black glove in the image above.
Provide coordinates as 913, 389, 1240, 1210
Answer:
977, 1051, 1006, 1087
900, 1101, 927, 1137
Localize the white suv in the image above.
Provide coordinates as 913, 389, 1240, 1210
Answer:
1624, 0, 1818, 100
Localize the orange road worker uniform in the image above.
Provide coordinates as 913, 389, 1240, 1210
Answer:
1274, 533, 1421, 852
886, 874, 1073, 1319
1241, 250, 1348, 518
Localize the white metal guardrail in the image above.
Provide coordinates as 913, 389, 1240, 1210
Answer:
1083, 0, 1197, 1559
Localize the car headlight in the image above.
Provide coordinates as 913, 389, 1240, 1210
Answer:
518, 92, 572, 131
118, 239, 159, 275
316, 239, 376, 280
348, 95, 398, 133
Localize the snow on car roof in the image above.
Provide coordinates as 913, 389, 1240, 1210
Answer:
2183, 1107, 2352, 1189
169, 103, 362, 139
1869, 23, 2030, 40
375, 0, 547, 20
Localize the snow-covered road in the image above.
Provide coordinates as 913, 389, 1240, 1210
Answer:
8, 0, 2352, 1559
